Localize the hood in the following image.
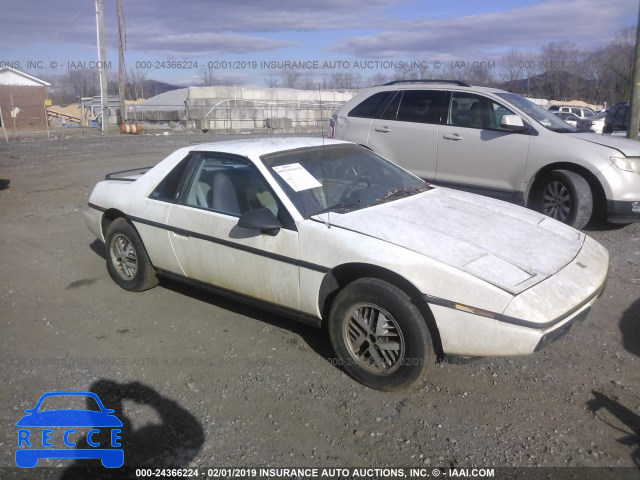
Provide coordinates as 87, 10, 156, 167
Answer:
325, 188, 584, 294
568, 132, 640, 156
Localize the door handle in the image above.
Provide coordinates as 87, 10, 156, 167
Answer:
374, 126, 391, 133
442, 133, 463, 141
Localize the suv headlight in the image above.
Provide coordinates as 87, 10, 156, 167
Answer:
611, 156, 640, 173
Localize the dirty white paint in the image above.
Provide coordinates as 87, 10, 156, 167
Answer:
86, 137, 610, 358
324, 187, 585, 294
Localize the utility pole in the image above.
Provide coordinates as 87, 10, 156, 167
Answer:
95, 0, 109, 133
117, 0, 126, 126
628, 5, 640, 141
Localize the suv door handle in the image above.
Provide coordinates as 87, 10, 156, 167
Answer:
442, 133, 463, 141
374, 126, 391, 133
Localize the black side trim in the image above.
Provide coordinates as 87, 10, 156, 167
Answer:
158, 269, 322, 328
128, 214, 329, 273
424, 274, 606, 330
422, 294, 536, 328
88, 202, 106, 212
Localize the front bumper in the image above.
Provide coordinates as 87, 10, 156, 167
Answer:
432, 236, 609, 356
607, 200, 640, 223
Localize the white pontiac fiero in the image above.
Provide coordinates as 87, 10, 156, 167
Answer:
86, 137, 609, 390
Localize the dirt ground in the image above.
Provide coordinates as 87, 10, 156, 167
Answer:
1, 129, 639, 479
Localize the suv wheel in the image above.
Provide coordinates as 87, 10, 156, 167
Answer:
533, 170, 593, 229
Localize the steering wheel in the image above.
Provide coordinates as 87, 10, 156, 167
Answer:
339, 178, 371, 204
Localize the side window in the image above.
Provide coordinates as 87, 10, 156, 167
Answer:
183, 154, 279, 218
396, 90, 447, 124
379, 91, 402, 120
348, 91, 394, 118
149, 154, 194, 202
449, 92, 515, 130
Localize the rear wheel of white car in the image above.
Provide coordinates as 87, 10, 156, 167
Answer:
105, 218, 158, 291
328, 278, 434, 391
534, 170, 593, 229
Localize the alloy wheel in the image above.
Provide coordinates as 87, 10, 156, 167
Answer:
343, 303, 405, 373
110, 233, 138, 280
542, 180, 572, 222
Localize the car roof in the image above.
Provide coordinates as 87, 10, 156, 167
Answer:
358, 82, 510, 96
188, 137, 350, 158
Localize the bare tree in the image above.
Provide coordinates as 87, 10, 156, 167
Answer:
300, 71, 319, 90
264, 74, 279, 88
198, 65, 218, 86
283, 70, 301, 89
320, 72, 361, 90
499, 48, 524, 91
368, 72, 388, 86
598, 27, 635, 102
128, 67, 147, 100
67, 70, 100, 101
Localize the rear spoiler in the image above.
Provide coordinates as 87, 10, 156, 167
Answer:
105, 166, 154, 182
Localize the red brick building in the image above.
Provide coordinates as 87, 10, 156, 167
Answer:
0, 67, 50, 128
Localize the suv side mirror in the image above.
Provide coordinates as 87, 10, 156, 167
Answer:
237, 208, 281, 236
500, 115, 527, 132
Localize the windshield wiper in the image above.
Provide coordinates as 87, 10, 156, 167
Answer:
379, 185, 429, 202
313, 200, 361, 215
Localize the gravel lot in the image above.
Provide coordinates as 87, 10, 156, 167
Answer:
1, 130, 639, 479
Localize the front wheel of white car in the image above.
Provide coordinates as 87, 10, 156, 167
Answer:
534, 170, 593, 229
328, 278, 434, 391
105, 218, 159, 292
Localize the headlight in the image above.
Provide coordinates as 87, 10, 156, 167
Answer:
611, 156, 640, 173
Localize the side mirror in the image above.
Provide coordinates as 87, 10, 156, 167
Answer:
237, 208, 281, 236
500, 115, 527, 132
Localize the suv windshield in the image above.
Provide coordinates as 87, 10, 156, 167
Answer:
262, 144, 428, 218
496, 92, 577, 133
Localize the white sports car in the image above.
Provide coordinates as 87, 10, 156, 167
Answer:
86, 137, 609, 390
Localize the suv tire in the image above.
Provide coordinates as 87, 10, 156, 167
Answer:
533, 170, 593, 229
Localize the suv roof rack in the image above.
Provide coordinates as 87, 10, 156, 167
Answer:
383, 79, 471, 87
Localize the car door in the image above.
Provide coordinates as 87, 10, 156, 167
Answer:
166, 152, 301, 309
367, 89, 448, 180
435, 91, 531, 201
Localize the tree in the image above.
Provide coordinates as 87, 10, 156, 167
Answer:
198, 64, 218, 86
499, 48, 524, 92
128, 67, 147, 100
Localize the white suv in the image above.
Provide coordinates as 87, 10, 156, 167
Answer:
329, 80, 640, 229
547, 105, 596, 119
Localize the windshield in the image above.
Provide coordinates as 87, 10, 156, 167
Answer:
36, 395, 100, 412
496, 92, 578, 133
261, 144, 428, 218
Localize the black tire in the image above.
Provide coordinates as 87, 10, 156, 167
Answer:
328, 278, 434, 391
105, 218, 158, 291
533, 170, 593, 229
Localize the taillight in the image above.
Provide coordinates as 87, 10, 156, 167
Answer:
328, 118, 336, 139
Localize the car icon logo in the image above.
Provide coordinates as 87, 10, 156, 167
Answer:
15, 391, 124, 468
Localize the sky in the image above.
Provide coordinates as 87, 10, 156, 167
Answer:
1, 0, 638, 88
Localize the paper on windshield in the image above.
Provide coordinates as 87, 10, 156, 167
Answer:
273, 163, 322, 192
